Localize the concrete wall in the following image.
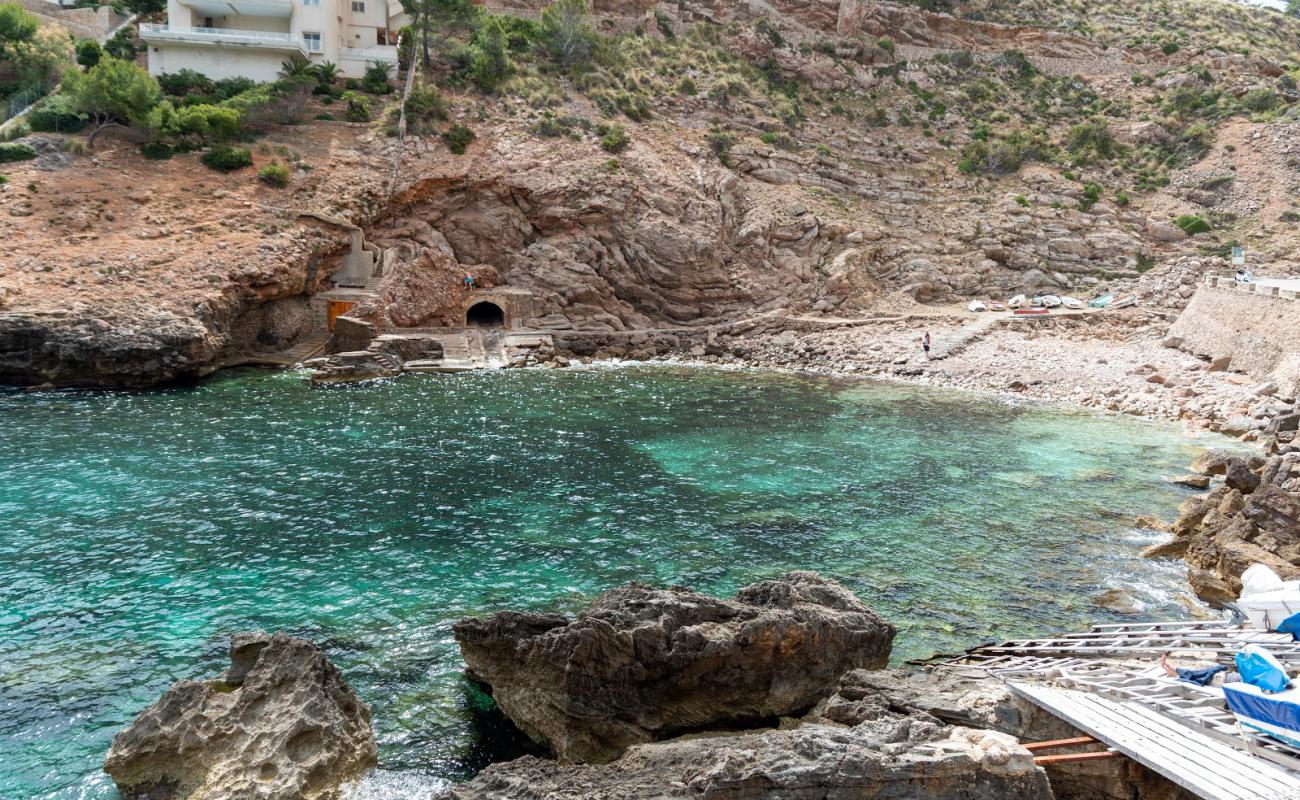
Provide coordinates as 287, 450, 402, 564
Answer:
145, 43, 288, 82
1169, 278, 1300, 395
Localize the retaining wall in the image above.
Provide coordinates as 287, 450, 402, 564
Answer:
1168, 276, 1300, 395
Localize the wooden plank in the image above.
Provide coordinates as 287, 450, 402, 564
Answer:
1010, 683, 1300, 800
1024, 735, 1097, 751
1034, 750, 1120, 765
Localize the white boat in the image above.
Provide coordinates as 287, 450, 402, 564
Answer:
1237, 564, 1300, 631
1040, 295, 1062, 308
1225, 678, 1300, 750
1107, 295, 1137, 310
1008, 294, 1026, 309
1060, 296, 1084, 310
968, 300, 988, 312
988, 301, 1006, 312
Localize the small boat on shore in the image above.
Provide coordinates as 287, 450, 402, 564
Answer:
1060, 296, 1084, 310
1107, 295, 1137, 310
988, 301, 1006, 312
1008, 294, 1026, 308
1040, 294, 1062, 308
1088, 293, 1114, 308
968, 300, 988, 312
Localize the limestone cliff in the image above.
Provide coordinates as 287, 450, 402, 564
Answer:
2, 0, 1299, 386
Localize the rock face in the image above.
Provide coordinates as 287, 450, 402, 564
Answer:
104, 632, 377, 800
1144, 413, 1300, 604
453, 571, 896, 763
442, 712, 1053, 800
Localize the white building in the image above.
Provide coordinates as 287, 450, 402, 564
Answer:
140, 0, 405, 82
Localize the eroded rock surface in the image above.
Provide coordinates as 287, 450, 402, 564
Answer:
1143, 410, 1300, 604
453, 571, 895, 763
103, 631, 377, 800
441, 714, 1053, 800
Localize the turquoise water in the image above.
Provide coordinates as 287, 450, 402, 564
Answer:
0, 365, 1220, 799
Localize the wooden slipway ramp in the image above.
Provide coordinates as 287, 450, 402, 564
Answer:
1011, 682, 1300, 800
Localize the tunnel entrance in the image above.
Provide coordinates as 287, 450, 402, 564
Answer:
466, 301, 506, 328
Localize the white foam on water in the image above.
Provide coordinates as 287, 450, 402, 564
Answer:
341, 770, 451, 800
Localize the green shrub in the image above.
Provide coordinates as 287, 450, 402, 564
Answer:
678, 76, 697, 95
958, 128, 1050, 174
878, 37, 895, 57
173, 103, 241, 142
599, 123, 630, 153
466, 17, 511, 92
707, 128, 734, 165
442, 123, 475, 154
1242, 87, 1280, 113
211, 76, 257, 101
361, 61, 393, 94
257, 160, 289, 187
759, 130, 797, 151
200, 145, 252, 171
1080, 182, 1102, 209
158, 68, 214, 98
1174, 214, 1210, 235
341, 91, 370, 122
1065, 119, 1114, 161
1161, 41, 1180, 55
139, 141, 174, 160
75, 39, 102, 69
1014, 194, 1029, 207
28, 96, 85, 133
1116, 190, 1130, 206
1135, 252, 1155, 273
103, 27, 137, 61
0, 143, 37, 163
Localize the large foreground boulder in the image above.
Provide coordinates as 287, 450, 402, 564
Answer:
453, 571, 896, 763
441, 694, 1053, 800
104, 632, 377, 800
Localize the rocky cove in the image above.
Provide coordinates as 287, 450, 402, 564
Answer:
2, 0, 1300, 795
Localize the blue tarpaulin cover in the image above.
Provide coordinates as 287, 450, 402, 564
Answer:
1237, 648, 1292, 693
1278, 611, 1300, 642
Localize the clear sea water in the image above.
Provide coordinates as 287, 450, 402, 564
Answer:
0, 365, 1224, 799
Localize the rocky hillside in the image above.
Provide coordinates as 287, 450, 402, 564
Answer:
2, 0, 1299, 386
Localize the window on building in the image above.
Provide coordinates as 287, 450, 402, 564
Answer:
302, 0, 319, 6
351, 1, 364, 11
303, 31, 321, 51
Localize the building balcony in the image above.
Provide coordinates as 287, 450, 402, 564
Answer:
340, 45, 398, 64
139, 23, 306, 53
181, 0, 293, 17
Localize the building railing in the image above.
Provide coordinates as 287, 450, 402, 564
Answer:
340, 45, 399, 62
138, 23, 304, 48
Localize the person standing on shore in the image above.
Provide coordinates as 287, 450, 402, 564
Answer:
921, 331, 931, 357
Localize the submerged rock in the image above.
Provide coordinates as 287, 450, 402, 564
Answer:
453, 571, 895, 763
103, 631, 377, 800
